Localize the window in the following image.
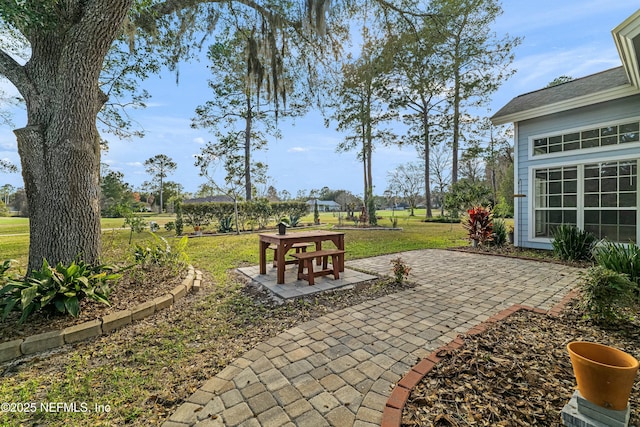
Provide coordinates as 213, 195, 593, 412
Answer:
533, 166, 578, 237
532, 121, 640, 156
532, 160, 638, 243
583, 161, 637, 242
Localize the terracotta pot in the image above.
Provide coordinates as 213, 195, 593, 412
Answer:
567, 341, 639, 410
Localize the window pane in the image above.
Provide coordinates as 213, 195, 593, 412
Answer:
601, 225, 618, 240
534, 146, 547, 155
549, 136, 562, 145
564, 141, 580, 151
564, 210, 577, 224
564, 132, 579, 142
549, 182, 562, 194
585, 194, 599, 207
549, 170, 562, 180
584, 210, 599, 224
534, 138, 547, 147
602, 136, 617, 146
584, 224, 599, 236
602, 164, 617, 176
585, 179, 599, 192
601, 178, 617, 192
620, 176, 636, 192
536, 170, 548, 180
582, 139, 599, 149
601, 193, 617, 207
549, 195, 562, 207
585, 165, 600, 178
601, 211, 617, 224
619, 226, 636, 243
564, 195, 577, 207
601, 126, 617, 136
549, 144, 562, 153
620, 123, 639, 143
620, 193, 636, 207
564, 180, 577, 193
564, 168, 577, 180
582, 129, 599, 139
549, 210, 562, 223
620, 210, 637, 225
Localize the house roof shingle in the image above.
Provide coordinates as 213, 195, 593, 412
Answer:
491, 66, 630, 121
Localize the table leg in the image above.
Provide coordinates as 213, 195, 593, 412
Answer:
259, 240, 269, 274
315, 241, 323, 266
276, 242, 290, 284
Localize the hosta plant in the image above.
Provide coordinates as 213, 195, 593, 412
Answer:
463, 206, 493, 245
0, 259, 120, 324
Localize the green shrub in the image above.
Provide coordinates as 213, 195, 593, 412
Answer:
577, 266, 637, 324
593, 240, 640, 285
164, 221, 176, 231
133, 234, 189, 272
492, 196, 513, 218
0, 260, 119, 323
175, 199, 184, 236
551, 224, 597, 262
491, 218, 507, 247
422, 216, 461, 223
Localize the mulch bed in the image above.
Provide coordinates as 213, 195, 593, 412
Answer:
402, 303, 640, 426
0, 265, 183, 342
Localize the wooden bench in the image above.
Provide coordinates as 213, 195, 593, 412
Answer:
268, 243, 314, 267
289, 249, 346, 286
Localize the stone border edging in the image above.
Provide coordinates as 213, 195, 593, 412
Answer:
380, 289, 579, 427
0, 266, 203, 364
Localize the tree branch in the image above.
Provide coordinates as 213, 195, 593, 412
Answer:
0, 49, 29, 97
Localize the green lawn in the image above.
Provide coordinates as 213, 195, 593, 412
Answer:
0, 212, 470, 426
0, 211, 467, 272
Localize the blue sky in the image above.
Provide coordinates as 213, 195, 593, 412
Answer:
0, 1, 639, 198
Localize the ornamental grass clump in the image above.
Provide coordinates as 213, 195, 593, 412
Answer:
491, 218, 508, 247
577, 265, 637, 324
551, 224, 597, 262
593, 240, 640, 286
462, 206, 493, 245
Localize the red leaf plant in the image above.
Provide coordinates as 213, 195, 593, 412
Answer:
463, 206, 493, 245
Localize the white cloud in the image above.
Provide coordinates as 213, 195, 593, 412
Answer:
288, 147, 308, 152
125, 161, 143, 167
193, 137, 206, 145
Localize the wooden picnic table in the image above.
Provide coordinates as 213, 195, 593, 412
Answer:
258, 230, 345, 284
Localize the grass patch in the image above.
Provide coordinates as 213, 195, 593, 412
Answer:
0, 211, 470, 426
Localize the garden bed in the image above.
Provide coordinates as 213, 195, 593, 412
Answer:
402, 303, 640, 426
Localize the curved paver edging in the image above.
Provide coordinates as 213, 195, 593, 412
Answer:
380, 289, 579, 427
0, 266, 203, 364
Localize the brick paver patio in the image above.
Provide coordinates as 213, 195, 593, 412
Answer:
162, 249, 583, 427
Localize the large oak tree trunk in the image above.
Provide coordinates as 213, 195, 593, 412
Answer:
10, 0, 132, 271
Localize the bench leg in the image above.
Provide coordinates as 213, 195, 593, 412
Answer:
331, 254, 340, 280
306, 259, 315, 286
297, 258, 305, 280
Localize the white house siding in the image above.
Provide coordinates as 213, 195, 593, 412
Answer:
516, 94, 640, 249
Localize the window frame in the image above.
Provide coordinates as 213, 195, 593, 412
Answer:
528, 116, 640, 160
528, 155, 639, 244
